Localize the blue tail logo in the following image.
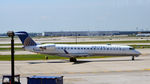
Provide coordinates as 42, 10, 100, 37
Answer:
16, 31, 37, 46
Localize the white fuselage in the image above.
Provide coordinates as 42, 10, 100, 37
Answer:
25, 44, 141, 58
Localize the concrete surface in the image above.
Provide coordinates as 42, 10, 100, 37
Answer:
0, 55, 150, 76
1, 71, 150, 84
0, 71, 150, 84
0, 51, 36, 55
0, 54, 150, 84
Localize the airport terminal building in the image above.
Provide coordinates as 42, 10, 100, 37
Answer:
43, 31, 119, 36
1, 31, 150, 37
43, 31, 149, 36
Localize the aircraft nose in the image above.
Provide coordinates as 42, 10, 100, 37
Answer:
135, 50, 141, 56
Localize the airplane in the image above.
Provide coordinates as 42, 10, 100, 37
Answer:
136, 33, 150, 37
15, 31, 141, 62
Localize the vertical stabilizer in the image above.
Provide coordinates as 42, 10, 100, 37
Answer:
15, 31, 37, 46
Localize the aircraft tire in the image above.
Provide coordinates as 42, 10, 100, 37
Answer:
70, 57, 77, 62
132, 56, 135, 60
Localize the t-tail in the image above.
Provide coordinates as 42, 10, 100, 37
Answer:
15, 31, 37, 47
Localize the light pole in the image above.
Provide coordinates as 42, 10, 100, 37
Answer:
76, 32, 78, 44
7, 31, 15, 84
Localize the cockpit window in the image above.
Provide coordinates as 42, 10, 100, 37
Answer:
129, 48, 134, 50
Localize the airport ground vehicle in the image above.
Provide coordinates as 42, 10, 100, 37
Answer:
2, 75, 21, 84
27, 76, 63, 84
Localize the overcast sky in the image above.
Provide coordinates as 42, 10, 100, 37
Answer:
0, 0, 150, 33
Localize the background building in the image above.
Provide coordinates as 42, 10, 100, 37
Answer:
43, 31, 146, 36
1, 31, 150, 37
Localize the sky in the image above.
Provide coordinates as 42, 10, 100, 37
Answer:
0, 0, 150, 33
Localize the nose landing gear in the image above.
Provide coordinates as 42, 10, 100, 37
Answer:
132, 56, 135, 60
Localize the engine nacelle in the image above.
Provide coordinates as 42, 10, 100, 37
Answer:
45, 45, 56, 50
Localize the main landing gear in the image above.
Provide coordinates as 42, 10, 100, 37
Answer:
132, 56, 135, 60
70, 57, 77, 62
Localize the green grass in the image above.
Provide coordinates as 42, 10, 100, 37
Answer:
0, 47, 23, 51
0, 54, 67, 61
0, 44, 22, 46
0, 54, 117, 61
53, 40, 150, 44
129, 45, 150, 49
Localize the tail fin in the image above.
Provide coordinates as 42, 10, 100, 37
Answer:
15, 31, 37, 46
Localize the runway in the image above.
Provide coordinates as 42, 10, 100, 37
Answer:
0, 55, 150, 75
0, 54, 150, 84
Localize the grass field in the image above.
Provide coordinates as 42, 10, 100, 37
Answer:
129, 45, 150, 48
0, 54, 116, 61
0, 54, 66, 61
54, 40, 150, 44
0, 47, 23, 51
0, 44, 22, 46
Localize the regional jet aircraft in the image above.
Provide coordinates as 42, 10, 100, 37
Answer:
15, 31, 141, 62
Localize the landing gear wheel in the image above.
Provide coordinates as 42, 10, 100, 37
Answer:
132, 56, 135, 60
70, 57, 77, 62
